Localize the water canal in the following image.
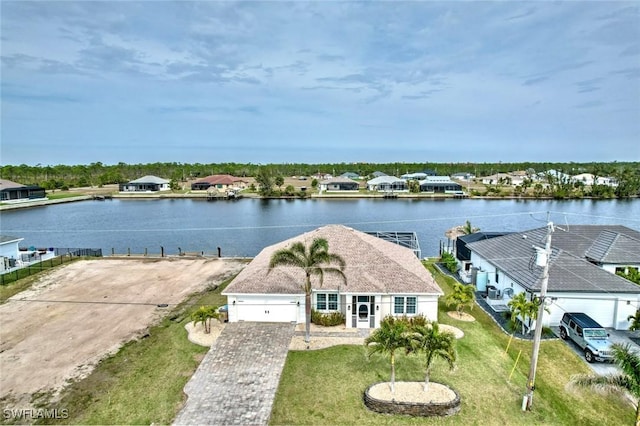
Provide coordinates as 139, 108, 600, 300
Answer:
1, 198, 639, 257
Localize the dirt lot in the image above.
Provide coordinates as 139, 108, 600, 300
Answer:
0, 257, 246, 408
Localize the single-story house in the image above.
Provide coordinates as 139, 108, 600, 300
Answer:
419, 176, 463, 193
466, 225, 640, 330
480, 173, 528, 186
222, 225, 443, 328
191, 175, 248, 191
371, 171, 387, 178
0, 235, 23, 271
0, 179, 46, 203
401, 172, 427, 181
120, 175, 170, 192
366, 176, 408, 192
340, 172, 361, 180
571, 173, 618, 187
455, 232, 512, 283
451, 172, 475, 181
319, 177, 359, 192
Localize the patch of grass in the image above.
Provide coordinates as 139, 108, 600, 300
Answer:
270, 261, 633, 425
35, 276, 236, 425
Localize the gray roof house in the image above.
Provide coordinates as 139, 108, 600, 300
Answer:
466, 225, 640, 330
319, 177, 360, 192
366, 176, 408, 192
120, 175, 171, 192
223, 225, 443, 328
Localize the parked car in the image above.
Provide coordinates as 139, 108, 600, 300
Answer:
559, 312, 614, 363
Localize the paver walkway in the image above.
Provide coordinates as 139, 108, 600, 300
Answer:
173, 322, 295, 426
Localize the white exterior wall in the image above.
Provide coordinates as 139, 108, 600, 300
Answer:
0, 239, 21, 259
378, 294, 439, 323
544, 292, 638, 330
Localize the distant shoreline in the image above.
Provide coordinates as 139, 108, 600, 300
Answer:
2, 191, 635, 212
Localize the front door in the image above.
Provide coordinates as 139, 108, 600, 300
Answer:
357, 301, 369, 328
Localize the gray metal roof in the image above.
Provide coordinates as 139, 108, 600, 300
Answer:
584, 230, 640, 263
223, 225, 443, 296
0, 235, 23, 244
467, 225, 640, 294
319, 177, 359, 184
128, 175, 170, 184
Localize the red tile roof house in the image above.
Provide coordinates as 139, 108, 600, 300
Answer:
223, 225, 443, 328
190, 175, 248, 191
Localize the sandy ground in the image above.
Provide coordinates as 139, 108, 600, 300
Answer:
369, 381, 456, 404
0, 257, 246, 408
446, 311, 476, 322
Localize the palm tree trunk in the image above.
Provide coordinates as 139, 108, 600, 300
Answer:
635, 402, 640, 426
305, 289, 312, 344
424, 367, 431, 392
390, 352, 396, 394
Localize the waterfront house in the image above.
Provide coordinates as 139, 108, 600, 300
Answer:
452, 172, 475, 181
419, 176, 464, 193
120, 175, 170, 192
222, 225, 443, 328
366, 176, 408, 192
0, 235, 23, 272
318, 177, 360, 192
401, 172, 428, 181
191, 175, 248, 191
571, 173, 618, 187
0, 179, 46, 203
340, 172, 361, 180
465, 225, 640, 330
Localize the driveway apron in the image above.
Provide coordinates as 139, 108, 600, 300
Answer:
173, 322, 295, 425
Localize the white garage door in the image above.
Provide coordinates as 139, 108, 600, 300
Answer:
236, 297, 298, 323
548, 295, 616, 328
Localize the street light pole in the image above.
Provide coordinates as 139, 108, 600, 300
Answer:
524, 219, 554, 410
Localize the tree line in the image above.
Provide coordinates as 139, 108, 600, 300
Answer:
1, 161, 639, 198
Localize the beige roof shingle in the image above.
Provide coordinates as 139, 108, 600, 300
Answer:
223, 225, 443, 296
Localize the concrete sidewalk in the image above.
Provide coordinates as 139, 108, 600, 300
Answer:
173, 322, 295, 426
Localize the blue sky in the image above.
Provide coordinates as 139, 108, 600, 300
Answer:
1, 1, 639, 166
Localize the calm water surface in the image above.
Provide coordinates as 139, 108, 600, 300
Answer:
1, 198, 639, 257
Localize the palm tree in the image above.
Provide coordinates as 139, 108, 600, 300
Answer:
628, 310, 640, 332
445, 282, 476, 318
461, 220, 479, 235
507, 293, 547, 335
408, 322, 457, 391
191, 306, 219, 334
364, 316, 410, 394
570, 343, 640, 425
269, 237, 346, 343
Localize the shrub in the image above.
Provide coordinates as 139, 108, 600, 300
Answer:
440, 251, 458, 273
311, 309, 346, 326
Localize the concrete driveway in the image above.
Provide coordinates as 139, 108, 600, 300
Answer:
552, 326, 640, 376
173, 322, 295, 425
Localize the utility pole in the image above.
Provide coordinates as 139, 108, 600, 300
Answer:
524, 217, 554, 411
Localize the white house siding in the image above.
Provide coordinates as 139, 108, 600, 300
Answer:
379, 294, 439, 323
0, 240, 21, 259
226, 294, 303, 323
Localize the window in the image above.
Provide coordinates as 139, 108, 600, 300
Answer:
316, 293, 338, 311
394, 296, 417, 315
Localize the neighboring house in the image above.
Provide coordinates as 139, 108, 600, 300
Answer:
371, 171, 387, 178
571, 173, 618, 187
451, 172, 475, 181
481, 173, 527, 186
318, 177, 360, 192
120, 175, 170, 192
222, 225, 443, 328
466, 225, 640, 330
455, 232, 512, 283
0, 179, 46, 203
401, 172, 427, 181
419, 176, 464, 193
0, 235, 23, 272
366, 176, 408, 192
312, 173, 332, 180
191, 175, 248, 191
340, 172, 361, 180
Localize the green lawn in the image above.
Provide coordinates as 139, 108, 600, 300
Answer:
270, 263, 633, 425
